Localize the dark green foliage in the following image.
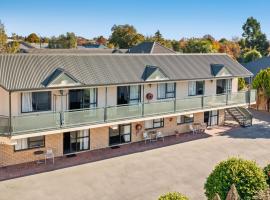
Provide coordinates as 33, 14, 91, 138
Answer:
242, 17, 269, 56
204, 157, 267, 200
243, 49, 262, 63
183, 38, 216, 53
263, 164, 270, 186
48, 32, 77, 49
158, 192, 189, 200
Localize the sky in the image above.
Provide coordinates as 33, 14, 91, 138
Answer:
1, 0, 270, 40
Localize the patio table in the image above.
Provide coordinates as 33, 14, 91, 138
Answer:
147, 130, 157, 142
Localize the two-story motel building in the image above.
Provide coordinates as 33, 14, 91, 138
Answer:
0, 53, 255, 166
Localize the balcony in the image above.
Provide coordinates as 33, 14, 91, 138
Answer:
0, 90, 256, 136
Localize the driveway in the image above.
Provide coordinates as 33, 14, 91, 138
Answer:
0, 109, 270, 200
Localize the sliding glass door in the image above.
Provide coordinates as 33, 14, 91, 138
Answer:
63, 130, 90, 154
204, 110, 219, 126
117, 85, 140, 105
69, 88, 97, 110
109, 124, 131, 146
216, 79, 232, 94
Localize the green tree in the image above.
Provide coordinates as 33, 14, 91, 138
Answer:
252, 68, 270, 112
183, 39, 216, 53
6, 40, 20, 53
171, 40, 180, 52
158, 192, 189, 200
48, 32, 77, 49
242, 17, 269, 56
238, 78, 246, 91
26, 33, 40, 43
204, 157, 267, 200
242, 49, 262, 63
0, 20, 7, 52
109, 24, 144, 48
263, 164, 270, 186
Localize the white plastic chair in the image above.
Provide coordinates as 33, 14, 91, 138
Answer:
156, 131, 164, 142
45, 148, 55, 165
189, 124, 196, 135
143, 132, 151, 144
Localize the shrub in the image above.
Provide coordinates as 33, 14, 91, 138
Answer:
158, 192, 189, 200
204, 157, 267, 200
263, 164, 270, 186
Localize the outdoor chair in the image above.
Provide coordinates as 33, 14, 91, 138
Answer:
143, 132, 151, 144
156, 131, 164, 142
189, 124, 196, 135
45, 148, 55, 165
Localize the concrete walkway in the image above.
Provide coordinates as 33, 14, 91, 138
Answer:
0, 109, 270, 200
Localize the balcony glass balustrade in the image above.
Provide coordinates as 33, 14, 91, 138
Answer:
1, 90, 256, 136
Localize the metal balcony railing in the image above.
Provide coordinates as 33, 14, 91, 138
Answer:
0, 90, 256, 136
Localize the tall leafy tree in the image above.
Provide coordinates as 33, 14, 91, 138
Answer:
183, 38, 216, 53
48, 32, 77, 49
26, 33, 40, 43
242, 17, 269, 56
253, 68, 270, 111
0, 20, 7, 52
109, 24, 144, 48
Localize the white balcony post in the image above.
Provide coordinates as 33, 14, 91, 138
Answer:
104, 86, 108, 121
142, 84, 144, 116
248, 76, 252, 106
8, 91, 12, 135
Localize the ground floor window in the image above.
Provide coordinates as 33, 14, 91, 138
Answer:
15, 136, 45, 151
204, 110, 219, 126
109, 124, 131, 146
145, 118, 164, 129
177, 114, 194, 124
63, 130, 90, 154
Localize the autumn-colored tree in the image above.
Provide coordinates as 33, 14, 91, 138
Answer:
26, 33, 40, 43
219, 41, 241, 60
212, 193, 221, 200
96, 36, 107, 45
109, 24, 144, 48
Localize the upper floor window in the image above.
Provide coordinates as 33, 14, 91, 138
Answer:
69, 88, 97, 110
15, 136, 45, 151
21, 91, 51, 113
188, 81, 204, 96
216, 79, 232, 94
157, 83, 175, 99
117, 85, 141, 105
